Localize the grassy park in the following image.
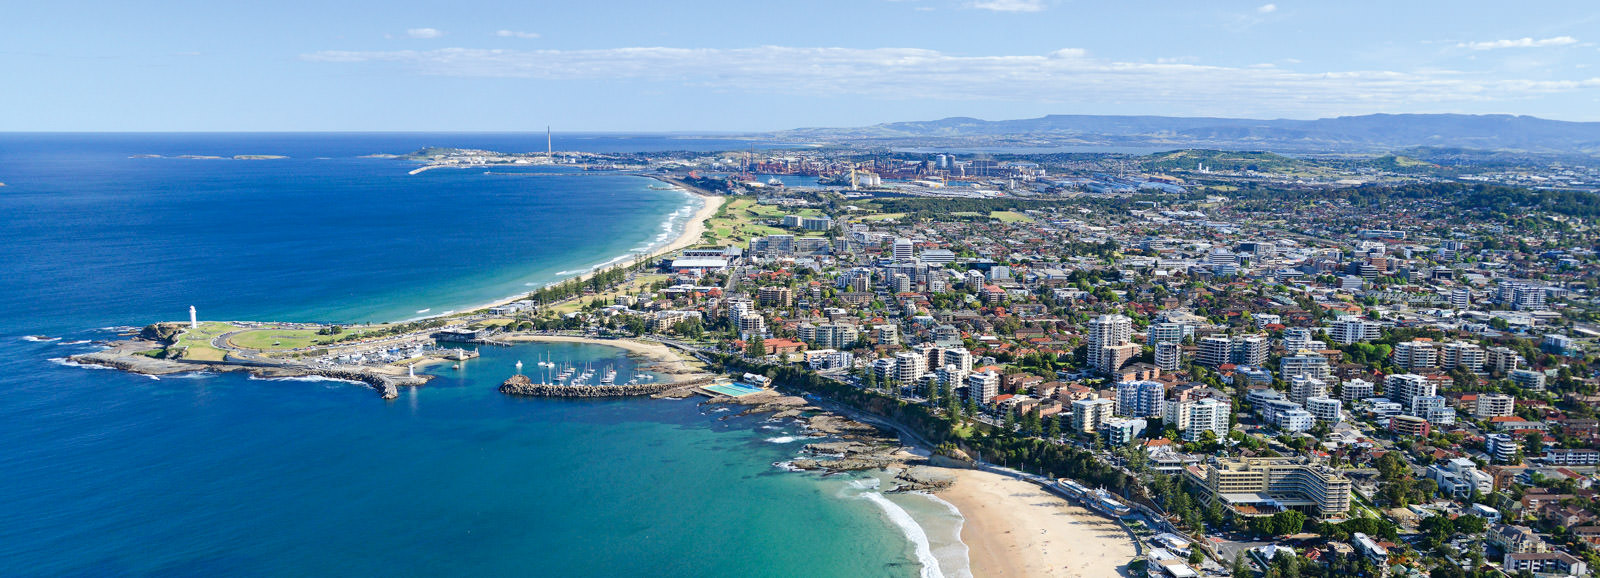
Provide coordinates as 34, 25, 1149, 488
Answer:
171, 321, 238, 361
698, 196, 826, 248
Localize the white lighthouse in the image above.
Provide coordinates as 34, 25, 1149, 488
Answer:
515, 360, 524, 375
189, 306, 198, 329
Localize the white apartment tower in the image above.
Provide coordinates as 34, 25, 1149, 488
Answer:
1154, 341, 1181, 372
1197, 336, 1232, 368
892, 238, 914, 261
1329, 317, 1380, 345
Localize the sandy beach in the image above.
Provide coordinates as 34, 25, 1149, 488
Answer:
937, 469, 1138, 578
501, 334, 701, 377
651, 179, 724, 257
447, 181, 724, 318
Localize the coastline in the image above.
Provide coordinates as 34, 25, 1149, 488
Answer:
499, 334, 700, 378
439, 178, 723, 321
935, 468, 1137, 578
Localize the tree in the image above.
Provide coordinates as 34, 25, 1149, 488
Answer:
1523, 432, 1544, 457
1188, 549, 1205, 565
1232, 553, 1251, 578
671, 317, 705, 339
746, 335, 766, 358
1454, 514, 1487, 535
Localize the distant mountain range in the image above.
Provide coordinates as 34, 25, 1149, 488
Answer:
769, 113, 1600, 156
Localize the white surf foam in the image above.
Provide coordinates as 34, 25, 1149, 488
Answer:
846, 478, 881, 491
416, 308, 431, 314
914, 493, 973, 578
765, 436, 801, 444
248, 375, 366, 386
47, 357, 114, 370
21, 336, 59, 342
56, 340, 92, 346
858, 492, 943, 578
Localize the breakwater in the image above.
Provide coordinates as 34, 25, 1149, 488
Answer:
498, 374, 712, 397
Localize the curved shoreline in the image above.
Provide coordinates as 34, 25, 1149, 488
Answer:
936, 468, 1137, 577
498, 334, 700, 375
429, 179, 722, 323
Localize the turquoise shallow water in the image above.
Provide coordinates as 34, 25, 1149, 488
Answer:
0, 134, 932, 577
5, 340, 923, 576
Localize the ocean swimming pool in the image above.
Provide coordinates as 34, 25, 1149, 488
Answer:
704, 383, 765, 397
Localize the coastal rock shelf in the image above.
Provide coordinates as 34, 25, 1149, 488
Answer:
498, 374, 711, 397
68, 342, 430, 400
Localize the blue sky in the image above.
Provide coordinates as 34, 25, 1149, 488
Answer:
4, 0, 1599, 131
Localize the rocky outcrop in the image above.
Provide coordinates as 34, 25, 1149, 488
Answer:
139, 323, 186, 344
705, 391, 818, 418
788, 441, 908, 472
309, 368, 430, 400
894, 466, 956, 492
499, 374, 708, 398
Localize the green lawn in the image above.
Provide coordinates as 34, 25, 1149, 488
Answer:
698, 197, 824, 247
989, 210, 1035, 223
228, 327, 358, 351
548, 274, 670, 315
172, 321, 238, 361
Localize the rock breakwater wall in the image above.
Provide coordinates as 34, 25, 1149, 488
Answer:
499, 374, 712, 397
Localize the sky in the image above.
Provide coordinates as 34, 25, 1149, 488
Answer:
4, 0, 1600, 131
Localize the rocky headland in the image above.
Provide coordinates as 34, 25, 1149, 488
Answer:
68, 334, 430, 399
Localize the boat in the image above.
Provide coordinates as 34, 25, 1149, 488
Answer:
766, 176, 784, 186
600, 366, 617, 385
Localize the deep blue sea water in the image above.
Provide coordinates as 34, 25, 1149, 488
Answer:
0, 134, 942, 577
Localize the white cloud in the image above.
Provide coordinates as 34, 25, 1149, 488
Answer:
302, 45, 1600, 117
495, 30, 540, 39
405, 28, 443, 39
1257, 4, 1277, 13
1459, 36, 1577, 50
969, 0, 1044, 12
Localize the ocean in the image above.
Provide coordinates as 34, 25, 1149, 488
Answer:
0, 134, 963, 577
